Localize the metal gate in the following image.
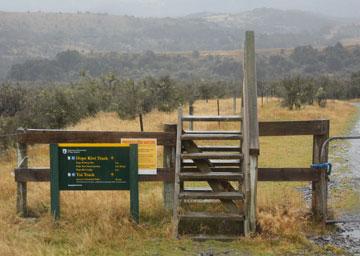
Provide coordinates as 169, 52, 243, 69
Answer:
312, 136, 360, 224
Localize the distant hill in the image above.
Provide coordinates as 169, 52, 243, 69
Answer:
1, 8, 360, 79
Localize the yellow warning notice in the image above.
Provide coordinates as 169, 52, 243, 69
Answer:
121, 138, 157, 175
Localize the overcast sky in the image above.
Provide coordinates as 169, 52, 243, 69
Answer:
1, 0, 359, 18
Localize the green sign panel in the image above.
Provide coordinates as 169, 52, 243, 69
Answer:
50, 143, 139, 222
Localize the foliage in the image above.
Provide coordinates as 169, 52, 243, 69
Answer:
7, 42, 360, 90
0, 76, 236, 150
315, 87, 327, 108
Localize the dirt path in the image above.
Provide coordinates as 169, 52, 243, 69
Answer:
312, 103, 360, 255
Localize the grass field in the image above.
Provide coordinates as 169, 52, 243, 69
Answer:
0, 98, 357, 255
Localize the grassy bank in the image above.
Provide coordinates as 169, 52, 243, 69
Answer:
0, 98, 357, 255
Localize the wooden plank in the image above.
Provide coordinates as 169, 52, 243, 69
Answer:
258, 168, 320, 181
189, 235, 239, 241
182, 159, 241, 166
242, 30, 259, 235
17, 129, 176, 146
259, 120, 329, 137
16, 143, 28, 217
15, 167, 320, 183
163, 124, 177, 210
197, 146, 241, 152
179, 191, 244, 200
179, 212, 244, 221
181, 140, 240, 213
181, 167, 241, 172
14, 168, 175, 182
312, 122, 330, 223
181, 134, 243, 140
184, 130, 241, 135
181, 153, 243, 160
173, 108, 183, 238
179, 172, 243, 181
182, 116, 242, 122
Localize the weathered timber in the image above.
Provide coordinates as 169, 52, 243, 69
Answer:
181, 167, 241, 172
242, 31, 259, 235
173, 108, 183, 238
181, 140, 240, 212
17, 129, 175, 146
16, 143, 28, 216
182, 159, 241, 166
259, 120, 329, 136
163, 124, 177, 209
179, 212, 244, 221
312, 120, 330, 223
258, 168, 320, 181
196, 146, 241, 152
179, 172, 243, 181
15, 167, 322, 183
182, 116, 242, 122
183, 130, 242, 135
181, 134, 243, 140
181, 153, 243, 160
190, 235, 239, 241
179, 191, 244, 200
189, 104, 194, 131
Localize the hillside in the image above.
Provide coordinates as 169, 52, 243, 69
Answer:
6, 42, 360, 83
1, 8, 360, 79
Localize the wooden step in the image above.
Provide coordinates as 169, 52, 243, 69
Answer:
179, 191, 244, 200
184, 130, 241, 135
179, 172, 243, 181
182, 115, 242, 122
197, 146, 241, 152
181, 134, 243, 141
179, 212, 244, 221
181, 152, 243, 160
182, 167, 241, 172
183, 159, 241, 166
188, 235, 239, 241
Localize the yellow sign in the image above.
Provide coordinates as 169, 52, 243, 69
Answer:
121, 138, 157, 175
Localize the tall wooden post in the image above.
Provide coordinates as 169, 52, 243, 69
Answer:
312, 120, 330, 222
16, 142, 28, 216
242, 31, 259, 235
163, 124, 176, 210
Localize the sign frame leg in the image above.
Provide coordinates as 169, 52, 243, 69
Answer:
50, 144, 60, 220
129, 144, 139, 223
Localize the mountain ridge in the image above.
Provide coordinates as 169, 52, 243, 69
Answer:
0, 8, 360, 79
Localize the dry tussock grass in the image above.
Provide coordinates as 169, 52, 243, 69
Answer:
0, 98, 357, 255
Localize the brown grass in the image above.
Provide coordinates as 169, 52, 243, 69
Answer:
0, 98, 357, 255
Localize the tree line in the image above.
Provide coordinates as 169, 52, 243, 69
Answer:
0, 76, 239, 151
7, 42, 360, 84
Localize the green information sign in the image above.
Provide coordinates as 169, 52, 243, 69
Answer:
50, 143, 139, 222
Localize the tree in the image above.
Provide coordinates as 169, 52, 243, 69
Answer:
315, 87, 327, 108
55, 50, 82, 71
146, 76, 179, 112
280, 76, 307, 110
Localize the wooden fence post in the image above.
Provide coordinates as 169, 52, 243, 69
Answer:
189, 104, 194, 131
233, 96, 237, 114
242, 31, 260, 235
16, 142, 28, 216
312, 120, 330, 222
163, 124, 176, 210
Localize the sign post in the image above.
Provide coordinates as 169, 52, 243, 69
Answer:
50, 143, 139, 222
